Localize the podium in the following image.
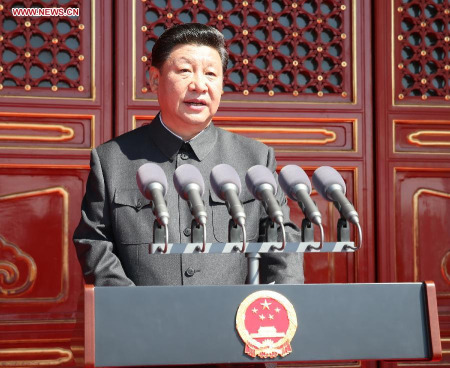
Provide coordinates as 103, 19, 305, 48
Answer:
76, 281, 442, 367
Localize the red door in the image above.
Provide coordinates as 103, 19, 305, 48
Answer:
375, 1, 450, 367
0, 1, 112, 366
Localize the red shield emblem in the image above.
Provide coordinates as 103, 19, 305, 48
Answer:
236, 290, 298, 359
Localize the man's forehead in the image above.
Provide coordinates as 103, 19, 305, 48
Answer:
164, 44, 222, 65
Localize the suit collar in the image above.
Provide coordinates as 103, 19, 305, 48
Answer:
149, 114, 218, 162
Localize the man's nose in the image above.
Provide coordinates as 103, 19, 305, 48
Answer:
189, 73, 208, 92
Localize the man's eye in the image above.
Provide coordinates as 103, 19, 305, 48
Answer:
180, 69, 191, 73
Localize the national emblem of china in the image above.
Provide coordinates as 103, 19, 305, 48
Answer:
236, 290, 298, 359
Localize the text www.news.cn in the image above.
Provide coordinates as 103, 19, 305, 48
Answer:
11, 7, 80, 17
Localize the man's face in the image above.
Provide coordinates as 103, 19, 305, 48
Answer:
150, 44, 224, 141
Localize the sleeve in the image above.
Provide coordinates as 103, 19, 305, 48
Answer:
73, 148, 135, 286
258, 147, 305, 285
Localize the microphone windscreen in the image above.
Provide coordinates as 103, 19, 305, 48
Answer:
312, 166, 346, 200
279, 165, 312, 200
210, 164, 242, 199
136, 163, 168, 198
173, 164, 205, 196
245, 165, 277, 198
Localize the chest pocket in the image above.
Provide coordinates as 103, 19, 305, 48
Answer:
113, 189, 153, 245
209, 188, 260, 243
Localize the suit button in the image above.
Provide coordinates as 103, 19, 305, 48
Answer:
180, 153, 189, 160
185, 267, 195, 277
183, 228, 191, 237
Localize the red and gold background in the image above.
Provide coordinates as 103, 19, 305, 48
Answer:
0, 0, 448, 367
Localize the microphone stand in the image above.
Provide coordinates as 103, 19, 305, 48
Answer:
246, 219, 278, 285
151, 220, 168, 253
335, 202, 362, 250
228, 220, 240, 243
301, 218, 314, 242
246, 249, 261, 285
337, 216, 350, 242
191, 219, 206, 252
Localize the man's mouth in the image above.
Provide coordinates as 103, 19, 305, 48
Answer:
184, 99, 206, 106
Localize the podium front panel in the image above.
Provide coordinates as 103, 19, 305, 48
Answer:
93, 283, 432, 367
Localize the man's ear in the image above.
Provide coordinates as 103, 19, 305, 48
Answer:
149, 66, 160, 93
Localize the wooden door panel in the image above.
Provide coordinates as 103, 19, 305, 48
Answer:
0, 167, 87, 312
0, 166, 90, 368
0, 0, 112, 366
375, 0, 450, 366
393, 169, 450, 301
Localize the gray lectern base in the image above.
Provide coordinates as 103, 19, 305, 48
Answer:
84, 283, 441, 367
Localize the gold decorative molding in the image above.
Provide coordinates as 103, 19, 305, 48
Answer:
0, 112, 95, 151
0, 163, 90, 170
0, 319, 76, 326
441, 251, 450, 285
0, 348, 73, 366
393, 120, 450, 154
132, 115, 358, 153
291, 362, 360, 368
0, 123, 75, 142
413, 188, 450, 292
0, 236, 37, 296
408, 130, 450, 146
221, 126, 337, 145
0, 187, 69, 303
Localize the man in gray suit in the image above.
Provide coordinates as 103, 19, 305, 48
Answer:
73, 23, 304, 286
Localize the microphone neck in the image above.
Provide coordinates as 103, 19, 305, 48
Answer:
145, 182, 165, 198
255, 183, 274, 200
183, 183, 203, 198
291, 183, 310, 197
326, 183, 346, 199
327, 186, 359, 224
221, 183, 239, 199
184, 184, 207, 225
293, 185, 322, 225
258, 186, 284, 225
145, 183, 169, 226
222, 184, 246, 226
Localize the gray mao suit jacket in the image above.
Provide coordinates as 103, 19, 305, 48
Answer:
73, 115, 304, 286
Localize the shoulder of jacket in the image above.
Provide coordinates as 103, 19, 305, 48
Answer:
215, 125, 270, 152
95, 124, 151, 155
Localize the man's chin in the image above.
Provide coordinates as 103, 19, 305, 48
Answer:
181, 113, 212, 127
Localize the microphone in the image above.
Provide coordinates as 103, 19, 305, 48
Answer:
245, 165, 284, 225
173, 164, 207, 225
278, 165, 322, 225
210, 164, 246, 227
312, 166, 360, 224
136, 163, 169, 226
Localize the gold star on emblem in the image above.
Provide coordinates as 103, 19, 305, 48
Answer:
259, 314, 266, 320
260, 299, 272, 310
268, 314, 274, 320
252, 307, 258, 314
275, 307, 281, 313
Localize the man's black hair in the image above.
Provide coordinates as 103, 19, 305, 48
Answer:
151, 23, 229, 73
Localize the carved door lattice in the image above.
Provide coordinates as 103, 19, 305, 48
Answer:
395, 0, 450, 104
138, 0, 353, 101
0, 0, 90, 97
